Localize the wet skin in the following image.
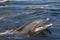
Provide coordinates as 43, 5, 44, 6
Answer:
16, 18, 52, 35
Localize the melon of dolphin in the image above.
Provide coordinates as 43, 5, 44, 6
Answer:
0, 18, 53, 36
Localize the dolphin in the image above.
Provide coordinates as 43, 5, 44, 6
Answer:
0, 18, 53, 37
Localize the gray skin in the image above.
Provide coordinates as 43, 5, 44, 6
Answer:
0, 18, 53, 36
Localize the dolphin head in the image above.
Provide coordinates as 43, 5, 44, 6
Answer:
17, 18, 53, 35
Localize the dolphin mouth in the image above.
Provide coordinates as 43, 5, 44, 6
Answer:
33, 23, 53, 32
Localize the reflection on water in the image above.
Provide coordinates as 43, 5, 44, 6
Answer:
0, 1, 60, 40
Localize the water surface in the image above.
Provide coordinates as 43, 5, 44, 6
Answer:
0, 1, 60, 40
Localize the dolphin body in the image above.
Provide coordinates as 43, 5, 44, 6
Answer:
0, 18, 53, 37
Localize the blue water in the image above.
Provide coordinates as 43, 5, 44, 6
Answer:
0, 1, 60, 40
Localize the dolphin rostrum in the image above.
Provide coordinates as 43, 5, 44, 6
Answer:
0, 18, 53, 36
